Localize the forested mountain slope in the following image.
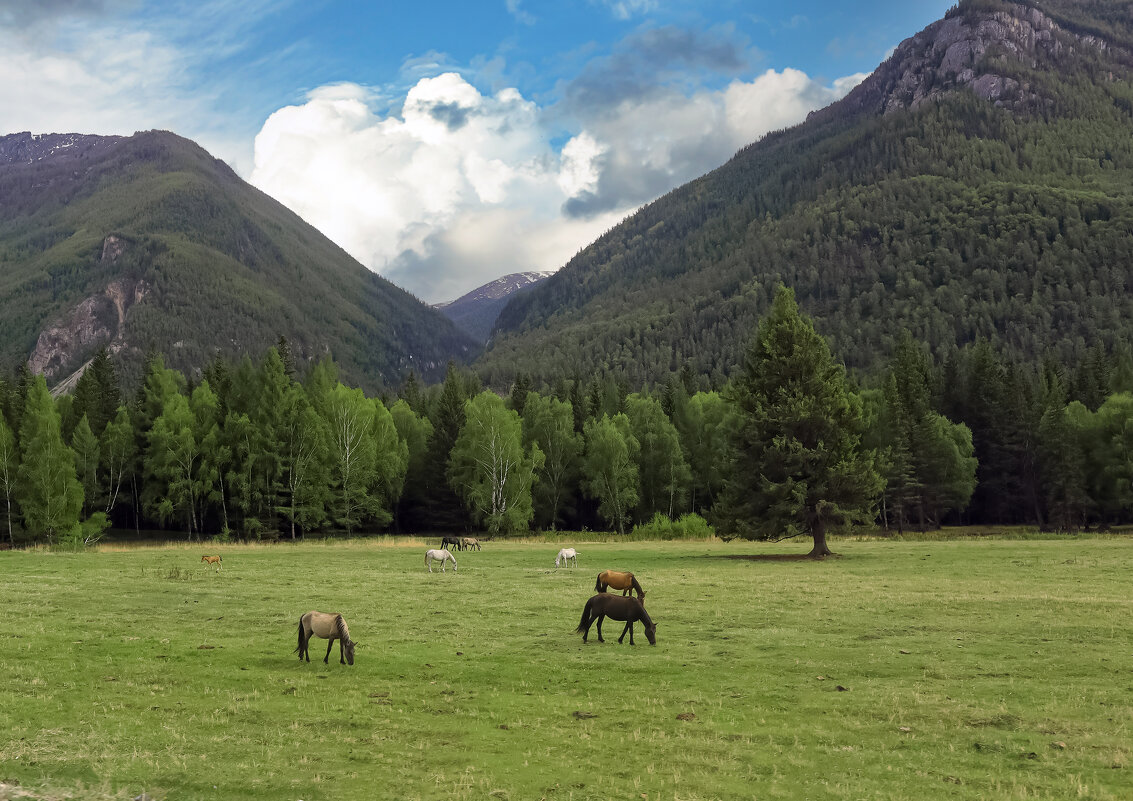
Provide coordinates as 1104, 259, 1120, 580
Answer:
0, 131, 477, 390
479, 0, 1133, 389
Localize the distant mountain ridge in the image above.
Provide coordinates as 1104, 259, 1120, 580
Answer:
478, 0, 1133, 388
0, 130, 478, 390
437, 271, 553, 343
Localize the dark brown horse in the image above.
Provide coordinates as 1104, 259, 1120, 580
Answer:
576, 593, 657, 645
595, 569, 645, 600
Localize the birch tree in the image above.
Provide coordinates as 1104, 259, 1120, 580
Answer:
0, 415, 17, 545
581, 413, 639, 536
100, 407, 135, 518
449, 392, 543, 534
17, 376, 83, 542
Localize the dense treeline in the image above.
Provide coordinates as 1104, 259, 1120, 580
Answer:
3, 314, 1133, 546
480, 0, 1133, 390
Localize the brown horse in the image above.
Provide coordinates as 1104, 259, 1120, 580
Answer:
201, 555, 222, 569
576, 593, 657, 645
295, 611, 356, 665
595, 570, 645, 600
461, 537, 482, 551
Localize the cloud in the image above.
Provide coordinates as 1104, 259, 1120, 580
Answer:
0, 1, 281, 172
251, 74, 625, 302
251, 62, 864, 302
563, 24, 754, 113
593, 0, 658, 20
505, 0, 535, 25
0, 0, 128, 27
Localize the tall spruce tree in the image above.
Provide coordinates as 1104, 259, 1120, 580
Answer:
717, 287, 881, 556
421, 362, 469, 531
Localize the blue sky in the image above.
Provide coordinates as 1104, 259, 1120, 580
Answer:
0, 0, 953, 301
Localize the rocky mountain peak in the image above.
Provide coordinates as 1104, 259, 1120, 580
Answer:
0, 131, 124, 167
809, 1, 1129, 125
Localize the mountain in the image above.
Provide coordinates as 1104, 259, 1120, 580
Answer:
436, 271, 554, 343
478, 0, 1133, 390
0, 130, 478, 391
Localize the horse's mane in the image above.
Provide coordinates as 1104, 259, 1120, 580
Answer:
637, 601, 654, 628
335, 614, 351, 642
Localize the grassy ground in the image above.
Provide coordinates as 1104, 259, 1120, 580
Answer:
0, 535, 1130, 801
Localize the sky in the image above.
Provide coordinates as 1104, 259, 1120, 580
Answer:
0, 0, 954, 303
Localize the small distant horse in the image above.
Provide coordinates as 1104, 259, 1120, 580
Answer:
555, 547, 578, 568
295, 610, 356, 665
595, 569, 645, 601
441, 535, 462, 551
425, 548, 458, 573
461, 537, 482, 551
201, 555, 222, 570
576, 593, 657, 645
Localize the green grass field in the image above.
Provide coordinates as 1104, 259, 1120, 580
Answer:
1, 536, 1130, 801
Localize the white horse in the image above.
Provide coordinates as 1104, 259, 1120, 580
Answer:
555, 547, 578, 568
425, 548, 458, 573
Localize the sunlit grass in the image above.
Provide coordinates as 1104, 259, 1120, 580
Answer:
1, 537, 1131, 800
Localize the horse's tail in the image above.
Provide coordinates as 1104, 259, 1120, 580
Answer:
595, 573, 604, 592
576, 597, 593, 634
294, 617, 303, 653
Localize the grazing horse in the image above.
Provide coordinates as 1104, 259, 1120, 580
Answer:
555, 547, 578, 568
441, 535, 462, 551
201, 555, 222, 570
295, 611, 356, 665
425, 548, 458, 572
576, 593, 657, 645
461, 537, 482, 551
595, 569, 645, 601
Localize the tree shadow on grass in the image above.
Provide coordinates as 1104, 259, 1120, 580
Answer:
695, 553, 839, 562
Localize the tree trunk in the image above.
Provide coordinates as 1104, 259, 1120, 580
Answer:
808, 518, 834, 557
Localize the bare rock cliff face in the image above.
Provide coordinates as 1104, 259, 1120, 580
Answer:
809, 3, 1126, 124
28, 235, 148, 382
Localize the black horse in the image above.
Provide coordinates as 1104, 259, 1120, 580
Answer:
576, 593, 657, 645
441, 535, 462, 551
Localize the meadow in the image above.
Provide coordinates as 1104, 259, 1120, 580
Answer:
0, 535, 1130, 801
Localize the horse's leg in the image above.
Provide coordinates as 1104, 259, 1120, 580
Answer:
339, 639, 346, 664
618, 620, 633, 644
596, 614, 605, 643
324, 639, 333, 664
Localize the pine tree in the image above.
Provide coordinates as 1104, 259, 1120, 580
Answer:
508, 372, 532, 417
389, 399, 434, 531
717, 287, 881, 556
420, 362, 469, 531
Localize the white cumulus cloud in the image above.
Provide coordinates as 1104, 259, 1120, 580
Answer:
251, 66, 864, 302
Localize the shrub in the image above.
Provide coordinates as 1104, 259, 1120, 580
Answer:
628, 512, 717, 541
